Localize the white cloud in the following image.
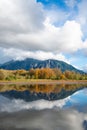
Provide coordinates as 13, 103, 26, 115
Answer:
65, 0, 77, 8
77, 0, 87, 25
73, 0, 87, 56
45, 5, 68, 26
76, 0, 87, 38
0, 0, 44, 33
0, 0, 84, 54
2, 47, 70, 63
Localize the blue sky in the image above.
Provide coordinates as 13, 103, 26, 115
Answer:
37, 0, 81, 12
37, 0, 67, 8
0, 0, 87, 71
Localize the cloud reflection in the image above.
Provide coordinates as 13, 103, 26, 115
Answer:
0, 109, 87, 130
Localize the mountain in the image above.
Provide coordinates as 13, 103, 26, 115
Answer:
0, 58, 84, 74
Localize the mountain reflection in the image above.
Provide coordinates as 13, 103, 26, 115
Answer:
0, 83, 87, 101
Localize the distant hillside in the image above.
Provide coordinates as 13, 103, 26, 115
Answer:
0, 58, 84, 74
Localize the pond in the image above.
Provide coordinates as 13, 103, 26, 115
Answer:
0, 83, 87, 130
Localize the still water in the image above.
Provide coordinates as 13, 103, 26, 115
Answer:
0, 83, 87, 130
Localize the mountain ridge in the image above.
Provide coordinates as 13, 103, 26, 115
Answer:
0, 58, 84, 74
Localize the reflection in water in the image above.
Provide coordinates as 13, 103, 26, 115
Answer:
0, 83, 87, 130
0, 83, 87, 93
0, 88, 87, 112
0, 108, 87, 130
0, 83, 87, 101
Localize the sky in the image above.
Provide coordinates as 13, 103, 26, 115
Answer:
0, 0, 87, 71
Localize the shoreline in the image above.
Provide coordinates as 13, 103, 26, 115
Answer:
0, 79, 87, 85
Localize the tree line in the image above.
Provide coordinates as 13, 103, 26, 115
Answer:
0, 68, 87, 81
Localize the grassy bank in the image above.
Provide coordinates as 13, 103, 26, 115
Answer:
0, 79, 87, 85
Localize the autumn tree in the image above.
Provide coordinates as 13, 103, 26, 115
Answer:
0, 69, 6, 80
35, 68, 40, 79
38, 68, 45, 79
32, 68, 56, 79
53, 68, 62, 79
42, 68, 55, 79
29, 69, 35, 79
60, 74, 66, 79
64, 70, 73, 79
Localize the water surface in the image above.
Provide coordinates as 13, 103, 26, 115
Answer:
0, 83, 87, 130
